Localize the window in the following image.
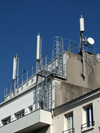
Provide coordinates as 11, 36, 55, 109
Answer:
2, 116, 11, 126
63, 113, 74, 133
28, 105, 33, 112
15, 109, 24, 119
39, 101, 43, 109
82, 104, 94, 130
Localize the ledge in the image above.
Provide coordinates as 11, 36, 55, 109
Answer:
81, 126, 94, 132
0, 109, 52, 133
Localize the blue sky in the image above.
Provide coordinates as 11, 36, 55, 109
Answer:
0, 0, 100, 103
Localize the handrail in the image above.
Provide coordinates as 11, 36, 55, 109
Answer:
62, 128, 75, 133
81, 121, 95, 130
3, 36, 100, 100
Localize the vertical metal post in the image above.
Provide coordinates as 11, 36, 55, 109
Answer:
78, 42, 80, 60
4, 88, 5, 97
6, 87, 7, 97
36, 73, 38, 110
14, 80, 16, 89
62, 38, 64, 75
15, 54, 17, 89
26, 70, 28, 86
68, 40, 71, 57
62, 38, 64, 53
45, 55, 47, 71
82, 41, 85, 79
86, 46, 87, 63
56, 36, 58, 57
52, 50, 53, 72
94, 49, 95, 65
52, 49, 53, 61
50, 76, 52, 110
36, 60, 39, 110
17, 58, 19, 87
80, 15, 85, 80
10, 84, 12, 94
45, 75, 47, 110
32, 65, 33, 75
22, 74, 23, 83
40, 38, 42, 70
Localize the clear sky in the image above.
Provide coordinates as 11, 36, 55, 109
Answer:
0, 0, 100, 103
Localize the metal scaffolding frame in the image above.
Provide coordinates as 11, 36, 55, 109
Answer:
36, 36, 64, 111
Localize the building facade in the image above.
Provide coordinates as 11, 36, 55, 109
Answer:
53, 88, 100, 133
0, 33, 100, 132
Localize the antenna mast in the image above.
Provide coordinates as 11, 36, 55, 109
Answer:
80, 15, 85, 79
12, 54, 19, 89
36, 33, 41, 109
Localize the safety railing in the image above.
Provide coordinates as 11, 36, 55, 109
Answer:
3, 36, 100, 100
4, 62, 37, 98
62, 128, 75, 133
81, 121, 95, 130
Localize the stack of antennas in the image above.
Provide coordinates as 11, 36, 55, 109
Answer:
79, 15, 95, 79
12, 54, 19, 89
79, 15, 95, 45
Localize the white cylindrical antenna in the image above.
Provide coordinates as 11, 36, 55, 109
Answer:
80, 15, 84, 32
12, 56, 17, 80
36, 33, 40, 60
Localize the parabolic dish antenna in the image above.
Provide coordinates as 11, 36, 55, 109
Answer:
87, 37, 95, 45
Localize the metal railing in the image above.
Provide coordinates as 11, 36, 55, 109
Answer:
62, 128, 75, 133
3, 37, 79, 99
4, 62, 37, 98
81, 121, 95, 130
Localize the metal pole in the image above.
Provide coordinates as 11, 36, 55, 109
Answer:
68, 40, 71, 57
81, 32, 85, 79
10, 84, 12, 94
22, 74, 23, 83
36, 73, 38, 110
86, 46, 87, 63
17, 58, 19, 87
32, 65, 33, 75
94, 49, 95, 65
27, 70, 28, 80
82, 41, 85, 79
36, 60, 39, 110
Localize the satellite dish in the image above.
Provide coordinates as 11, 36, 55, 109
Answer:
87, 37, 95, 45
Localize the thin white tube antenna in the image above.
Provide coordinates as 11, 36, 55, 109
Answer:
36, 33, 40, 60
13, 57, 17, 80
80, 15, 84, 32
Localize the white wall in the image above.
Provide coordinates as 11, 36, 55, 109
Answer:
0, 88, 34, 126
0, 77, 55, 126
0, 109, 52, 133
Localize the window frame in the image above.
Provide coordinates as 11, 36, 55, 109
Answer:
82, 103, 95, 131
1, 116, 11, 126
28, 105, 33, 113
64, 111, 74, 133
14, 109, 25, 119
39, 100, 44, 109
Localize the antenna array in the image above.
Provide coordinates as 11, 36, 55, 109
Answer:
12, 54, 19, 89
